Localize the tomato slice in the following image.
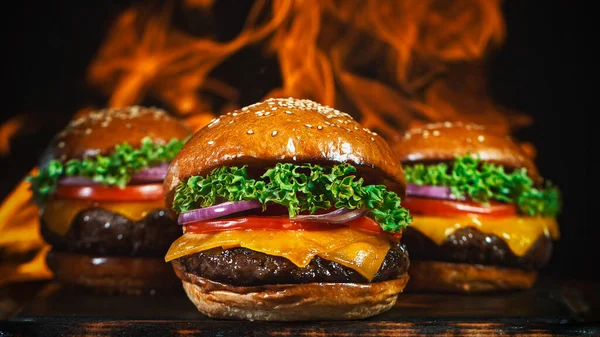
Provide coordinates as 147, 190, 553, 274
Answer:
55, 184, 164, 201
402, 196, 517, 217
184, 215, 400, 238
185, 216, 344, 233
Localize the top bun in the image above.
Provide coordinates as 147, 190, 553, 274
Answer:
45, 106, 192, 162
393, 122, 540, 182
164, 98, 406, 207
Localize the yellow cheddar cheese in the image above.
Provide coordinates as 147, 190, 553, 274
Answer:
410, 215, 559, 256
42, 199, 167, 235
165, 228, 392, 280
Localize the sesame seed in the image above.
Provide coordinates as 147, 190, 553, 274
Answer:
478, 135, 485, 143
317, 125, 323, 130
247, 130, 254, 135
305, 124, 312, 128
271, 130, 278, 136
58, 141, 65, 148
432, 130, 440, 136
265, 111, 271, 116
285, 110, 293, 114
371, 137, 375, 141
242, 107, 249, 111
208, 141, 214, 145
84, 128, 92, 135
232, 112, 238, 116
444, 122, 453, 127
229, 120, 235, 124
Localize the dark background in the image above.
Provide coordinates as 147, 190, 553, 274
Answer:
1, 1, 593, 280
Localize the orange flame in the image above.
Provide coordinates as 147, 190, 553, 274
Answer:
0, 0, 522, 284
85, 0, 523, 136
0, 169, 52, 286
0, 116, 25, 157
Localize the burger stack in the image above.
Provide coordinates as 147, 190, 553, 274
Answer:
27, 98, 560, 320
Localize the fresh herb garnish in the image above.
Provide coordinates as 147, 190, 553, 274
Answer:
172, 163, 412, 233
28, 137, 186, 205
403, 154, 561, 217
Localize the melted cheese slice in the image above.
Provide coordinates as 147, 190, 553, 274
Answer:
410, 215, 560, 256
42, 199, 167, 235
165, 228, 392, 280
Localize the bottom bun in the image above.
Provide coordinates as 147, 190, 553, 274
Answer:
175, 267, 409, 321
46, 251, 180, 294
406, 261, 537, 293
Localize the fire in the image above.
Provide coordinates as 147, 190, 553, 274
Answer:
87, 0, 292, 130
0, 169, 52, 287
86, 0, 524, 136
0, 0, 524, 284
0, 116, 24, 157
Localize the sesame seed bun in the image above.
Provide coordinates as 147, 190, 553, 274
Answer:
392, 122, 540, 182
164, 98, 406, 209
43, 106, 191, 163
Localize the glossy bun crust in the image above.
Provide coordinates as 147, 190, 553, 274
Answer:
393, 122, 540, 182
405, 261, 537, 293
44, 106, 191, 162
175, 266, 410, 321
164, 98, 406, 208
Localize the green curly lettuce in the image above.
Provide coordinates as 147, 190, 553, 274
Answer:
27, 137, 187, 205
172, 163, 412, 233
403, 154, 561, 217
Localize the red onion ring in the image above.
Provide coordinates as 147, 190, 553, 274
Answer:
406, 183, 463, 200
292, 208, 367, 224
58, 176, 103, 186
58, 163, 170, 186
129, 163, 170, 183
178, 200, 262, 225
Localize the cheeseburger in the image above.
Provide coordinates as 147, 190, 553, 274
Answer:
163, 98, 412, 321
28, 106, 191, 293
393, 122, 561, 292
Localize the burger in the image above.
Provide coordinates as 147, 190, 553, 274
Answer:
27, 106, 192, 293
392, 122, 561, 293
163, 98, 412, 321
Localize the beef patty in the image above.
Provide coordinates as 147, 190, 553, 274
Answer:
41, 208, 181, 257
171, 242, 409, 286
401, 227, 552, 270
